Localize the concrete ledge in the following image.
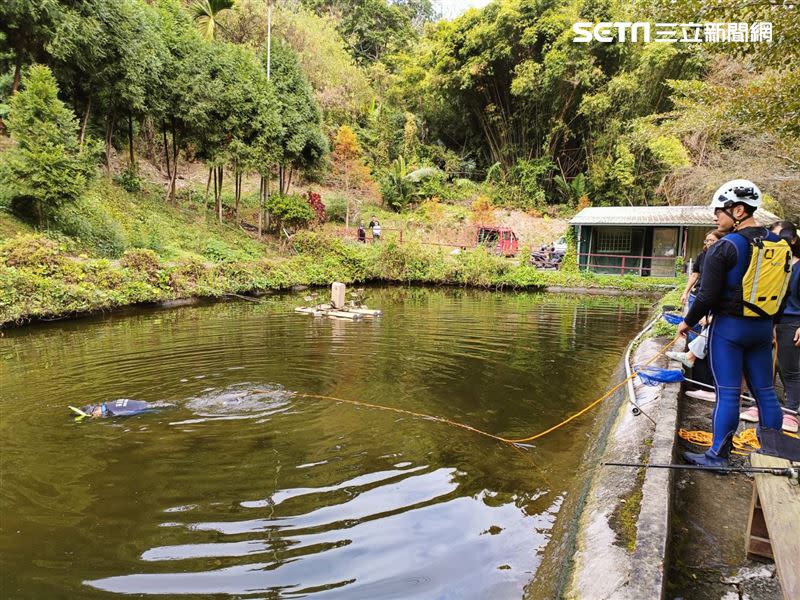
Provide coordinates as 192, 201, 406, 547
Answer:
562, 337, 682, 599
545, 286, 662, 297
631, 352, 680, 599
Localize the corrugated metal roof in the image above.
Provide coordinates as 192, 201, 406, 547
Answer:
569, 206, 781, 226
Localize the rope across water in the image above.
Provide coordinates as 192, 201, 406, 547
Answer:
259, 335, 682, 448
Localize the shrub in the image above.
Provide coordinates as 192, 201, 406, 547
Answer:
415, 171, 448, 202
265, 193, 315, 231
307, 191, 326, 225
324, 193, 350, 223
120, 248, 162, 281
416, 198, 446, 224
50, 195, 127, 258
380, 157, 414, 211
202, 239, 253, 263
113, 165, 143, 193
471, 196, 495, 224
451, 247, 510, 286
0, 234, 66, 268
560, 226, 578, 273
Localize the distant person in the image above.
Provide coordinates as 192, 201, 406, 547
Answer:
678, 179, 792, 468
357, 223, 366, 243
739, 220, 800, 432
69, 399, 164, 418
371, 219, 381, 241
680, 229, 725, 307
668, 229, 724, 373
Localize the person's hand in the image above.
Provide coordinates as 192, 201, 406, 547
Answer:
794, 326, 800, 348
680, 292, 689, 306
699, 316, 708, 327
677, 320, 692, 338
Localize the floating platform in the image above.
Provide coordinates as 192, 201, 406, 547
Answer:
295, 282, 382, 320
294, 304, 382, 320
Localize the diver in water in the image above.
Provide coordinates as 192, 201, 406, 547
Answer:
69, 398, 163, 418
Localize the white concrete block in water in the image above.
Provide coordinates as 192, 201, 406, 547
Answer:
331, 282, 346, 309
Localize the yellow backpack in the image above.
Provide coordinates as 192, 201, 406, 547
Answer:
741, 237, 793, 318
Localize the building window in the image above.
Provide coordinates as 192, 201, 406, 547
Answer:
596, 228, 632, 253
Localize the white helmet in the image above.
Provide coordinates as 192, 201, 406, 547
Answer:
710, 179, 762, 209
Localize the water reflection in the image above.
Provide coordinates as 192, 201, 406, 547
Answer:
0, 287, 649, 598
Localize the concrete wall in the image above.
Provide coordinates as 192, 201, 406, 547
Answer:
525, 336, 682, 599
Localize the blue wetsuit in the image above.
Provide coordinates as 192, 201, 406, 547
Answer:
80, 399, 155, 417
684, 226, 786, 457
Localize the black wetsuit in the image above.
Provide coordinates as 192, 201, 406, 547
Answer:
690, 249, 706, 294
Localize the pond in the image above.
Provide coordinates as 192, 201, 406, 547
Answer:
0, 287, 651, 599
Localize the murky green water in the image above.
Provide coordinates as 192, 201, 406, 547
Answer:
0, 287, 650, 599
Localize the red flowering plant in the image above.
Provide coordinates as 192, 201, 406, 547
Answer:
307, 191, 326, 226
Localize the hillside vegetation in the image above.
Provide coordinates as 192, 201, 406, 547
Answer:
1, 0, 797, 324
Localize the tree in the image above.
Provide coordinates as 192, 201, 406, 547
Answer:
183, 41, 282, 220
0, 0, 59, 94
0, 65, 98, 226
150, 0, 211, 200
47, 0, 167, 172
268, 41, 327, 195
329, 124, 376, 225
192, 0, 235, 40
302, 0, 418, 64
388, 0, 706, 205
272, 5, 373, 123
336, 0, 415, 64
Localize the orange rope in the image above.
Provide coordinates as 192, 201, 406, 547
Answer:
292, 393, 511, 444
500, 336, 681, 443
258, 335, 682, 448
679, 427, 761, 455
679, 426, 800, 455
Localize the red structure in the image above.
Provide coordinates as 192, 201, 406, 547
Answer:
477, 226, 519, 256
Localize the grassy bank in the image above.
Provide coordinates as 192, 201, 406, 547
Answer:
0, 178, 680, 328
0, 230, 678, 327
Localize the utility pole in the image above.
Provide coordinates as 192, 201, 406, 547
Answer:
261, 0, 273, 237
266, 0, 272, 80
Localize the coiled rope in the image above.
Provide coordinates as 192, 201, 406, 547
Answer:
261, 335, 682, 448
679, 427, 799, 455
679, 427, 761, 455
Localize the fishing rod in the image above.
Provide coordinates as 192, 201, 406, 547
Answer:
602, 461, 800, 479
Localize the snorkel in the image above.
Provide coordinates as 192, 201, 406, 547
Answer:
69, 404, 106, 420
68, 405, 91, 420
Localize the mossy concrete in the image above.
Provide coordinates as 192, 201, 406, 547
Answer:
562, 337, 681, 600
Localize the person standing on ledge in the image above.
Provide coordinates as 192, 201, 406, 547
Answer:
677, 179, 793, 468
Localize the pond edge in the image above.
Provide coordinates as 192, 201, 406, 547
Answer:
525, 324, 682, 599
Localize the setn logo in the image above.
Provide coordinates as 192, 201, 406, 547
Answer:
573, 21, 773, 43
573, 22, 652, 42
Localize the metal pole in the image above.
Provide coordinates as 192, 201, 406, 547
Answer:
624, 315, 659, 424
266, 1, 272, 80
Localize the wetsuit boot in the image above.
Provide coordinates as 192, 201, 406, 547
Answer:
683, 434, 732, 469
